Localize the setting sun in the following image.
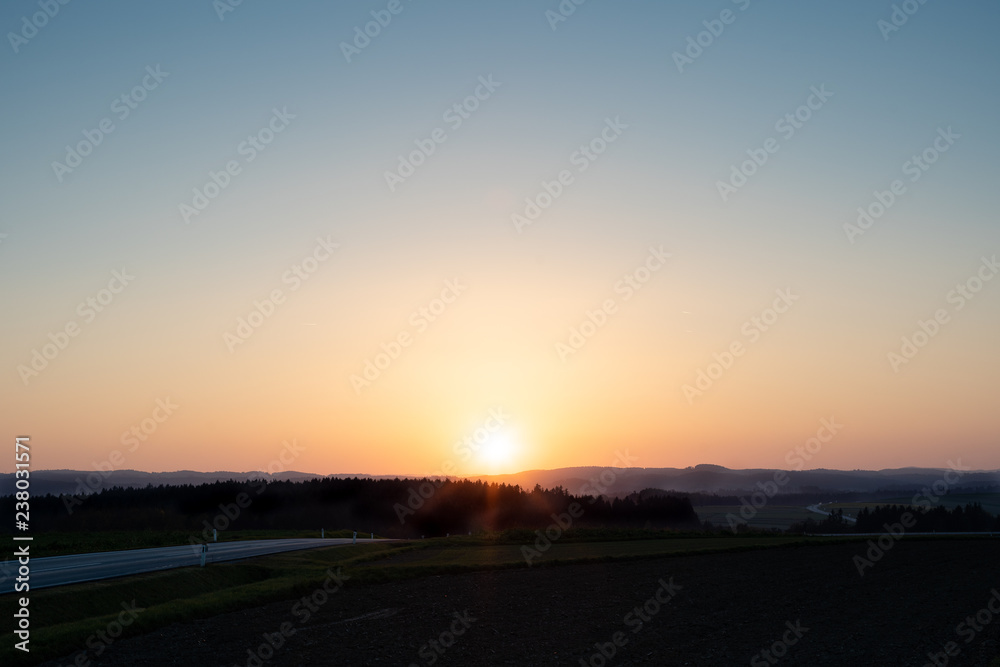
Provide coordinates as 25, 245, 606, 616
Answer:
479, 431, 519, 472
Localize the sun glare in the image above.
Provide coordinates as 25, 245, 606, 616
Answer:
480, 432, 519, 471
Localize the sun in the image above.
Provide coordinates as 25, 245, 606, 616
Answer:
479, 432, 520, 471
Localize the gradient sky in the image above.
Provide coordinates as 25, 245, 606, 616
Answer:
2, 1, 999, 476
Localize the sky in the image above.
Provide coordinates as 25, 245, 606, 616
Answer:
1, 1, 999, 477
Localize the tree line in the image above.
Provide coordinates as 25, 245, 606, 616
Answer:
1, 477, 700, 538
790, 503, 1000, 534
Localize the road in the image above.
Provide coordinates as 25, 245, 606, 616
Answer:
0, 537, 392, 593
806, 503, 857, 523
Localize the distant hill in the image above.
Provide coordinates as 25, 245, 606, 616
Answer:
0, 469, 326, 497
464, 464, 1000, 497
2, 464, 998, 497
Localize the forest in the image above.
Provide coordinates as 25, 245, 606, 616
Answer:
790, 503, 1000, 534
1, 477, 701, 539
5, 478, 998, 540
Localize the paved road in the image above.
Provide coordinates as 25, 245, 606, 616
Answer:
0, 538, 391, 593
806, 503, 858, 523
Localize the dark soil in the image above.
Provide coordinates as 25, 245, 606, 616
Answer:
41, 539, 1000, 666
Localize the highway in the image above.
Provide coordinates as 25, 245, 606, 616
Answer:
0, 537, 390, 593
806, 503, 857, 523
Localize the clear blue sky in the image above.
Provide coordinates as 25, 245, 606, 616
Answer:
2, 1, 999, 474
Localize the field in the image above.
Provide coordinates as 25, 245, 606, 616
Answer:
3, 534, 820, 665
695, 504, 815, 530
824, 493, 1000, 515
822, 492, 1000, 522
4, 534, 1000, 665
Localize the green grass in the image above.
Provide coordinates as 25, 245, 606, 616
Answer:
432, 527, 757, 544
695, 505, 816, 530
361, 536, 822, 573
